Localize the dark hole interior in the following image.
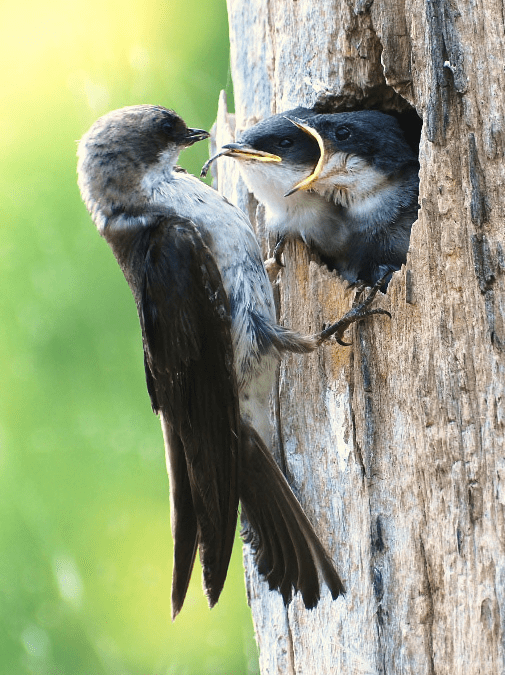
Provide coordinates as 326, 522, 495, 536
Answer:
386, 108, 423, 155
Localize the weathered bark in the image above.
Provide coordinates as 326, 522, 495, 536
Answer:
212, 0, 505, 672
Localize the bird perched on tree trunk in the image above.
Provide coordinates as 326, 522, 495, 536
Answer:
202, 107, 419, 289
77, 104, 345, 619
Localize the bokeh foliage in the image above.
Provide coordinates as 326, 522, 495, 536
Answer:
0, 1, 259, 673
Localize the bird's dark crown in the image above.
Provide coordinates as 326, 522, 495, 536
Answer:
238, 108, 320, 169
77, 105, 209, 225
312, 110, 417, 173
82, 105, 196, 167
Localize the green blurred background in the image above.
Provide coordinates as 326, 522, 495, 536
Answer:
0, 1, 260, 673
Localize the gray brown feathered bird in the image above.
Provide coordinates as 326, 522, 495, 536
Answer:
77, 105, 345, 619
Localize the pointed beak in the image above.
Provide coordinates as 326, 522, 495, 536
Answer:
200, 143, 281, 177
221, 142, 282, 162
283, 118, 325, 197
184, 128, 210, 146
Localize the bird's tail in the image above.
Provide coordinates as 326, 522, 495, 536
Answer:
238, 423, 345, 608
257, 318, 319, 355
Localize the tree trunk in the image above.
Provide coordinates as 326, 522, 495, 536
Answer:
212, 0, 505, 672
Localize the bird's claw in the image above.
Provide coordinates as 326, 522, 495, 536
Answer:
320, 306, 391, 346
264, 256, 284, 283
265, 236, 287, 282
273, 235, 286, 267
317, 273, 391, 346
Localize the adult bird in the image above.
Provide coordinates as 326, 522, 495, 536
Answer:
77, 105, 345, 619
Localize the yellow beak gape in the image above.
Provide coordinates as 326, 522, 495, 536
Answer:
284, 118, 325, 197
200, 147, 281, 178
232, 149, 282, 162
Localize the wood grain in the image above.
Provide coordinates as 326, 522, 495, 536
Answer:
213, 0, 505, 671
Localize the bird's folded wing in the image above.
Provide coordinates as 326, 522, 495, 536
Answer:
132, 214, 241, 617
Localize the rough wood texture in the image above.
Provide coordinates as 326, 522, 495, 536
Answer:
212, 0, 505, 672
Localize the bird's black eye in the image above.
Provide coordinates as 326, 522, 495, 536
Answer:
277, 138, 294, 148
161, 120, 175, 135
335, 126, 351, 141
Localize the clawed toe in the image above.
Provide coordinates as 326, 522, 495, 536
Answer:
273, 235, 286, 268
317, 273, 391, 346
265, 257, 284, 283
320, 307, 391, 346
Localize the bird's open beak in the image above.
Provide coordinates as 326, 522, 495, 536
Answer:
200, 143, 281, 177
283, 118, 325, 197
185, 128, 211, 146
221, 143, 282, 162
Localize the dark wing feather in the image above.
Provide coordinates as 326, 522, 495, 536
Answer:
161, 421, 199, 618
126, 215, 240, 618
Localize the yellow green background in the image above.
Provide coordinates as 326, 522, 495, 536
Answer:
0, 1, 259, 673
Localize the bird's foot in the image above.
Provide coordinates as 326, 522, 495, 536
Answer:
273, 235, 287, 267
264, 235, 287, 283
264, 257, 283, 283
316, 274, 391, 347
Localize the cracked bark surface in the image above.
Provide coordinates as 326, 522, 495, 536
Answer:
212, 0, 505, 672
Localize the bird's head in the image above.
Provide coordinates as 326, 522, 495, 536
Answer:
77, 105, 209, 228
201, 108, 319, 202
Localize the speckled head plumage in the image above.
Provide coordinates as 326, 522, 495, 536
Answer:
77, 105, 209, 225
